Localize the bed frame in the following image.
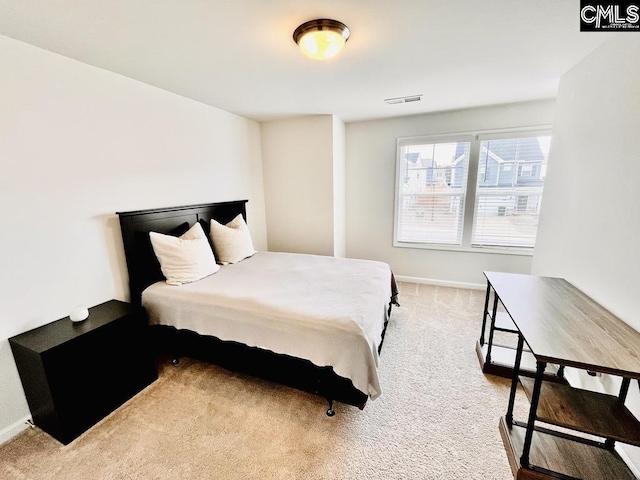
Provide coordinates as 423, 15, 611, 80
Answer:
117, 200, 390, 415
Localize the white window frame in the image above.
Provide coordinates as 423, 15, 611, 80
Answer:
393, 126, 552, 256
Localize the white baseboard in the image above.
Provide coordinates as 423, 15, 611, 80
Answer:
617, 446, 640, 478
0, 415, 31, 446
395, 275, 485, 291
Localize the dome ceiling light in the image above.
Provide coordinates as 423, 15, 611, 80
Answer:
293, 19, 350, 60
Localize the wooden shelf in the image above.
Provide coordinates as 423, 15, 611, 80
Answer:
520, 377, 640, 447
475, 341, 566, 384
494, 311, 518, 332
499, 416, 635, 480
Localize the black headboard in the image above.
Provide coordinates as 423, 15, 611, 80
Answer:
117, 200, 248, 304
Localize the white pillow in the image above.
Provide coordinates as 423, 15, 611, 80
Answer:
209, 214, 256, 264
149, 222, 220, 286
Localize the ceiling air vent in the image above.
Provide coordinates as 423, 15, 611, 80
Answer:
384, 94, 423, 105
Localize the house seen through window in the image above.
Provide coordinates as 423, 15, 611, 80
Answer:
394, 130, 552, 251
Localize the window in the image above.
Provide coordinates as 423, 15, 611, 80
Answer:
472, 134, 550, 248
394, 129, 551, 252
519, 164, 533, 177
395, 138, 471, 245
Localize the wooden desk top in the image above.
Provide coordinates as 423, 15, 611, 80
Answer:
485, 272, 640, 379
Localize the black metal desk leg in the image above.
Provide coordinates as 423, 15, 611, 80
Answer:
480, 282, 491, 345
619, 377, 631, 403
506, 334, 524, 426
485, 291, 500, 364
520, 361, 546, 469
605, 377, 633, 450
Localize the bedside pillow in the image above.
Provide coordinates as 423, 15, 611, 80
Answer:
149, 222, 220, 286
210, 214, 256, 264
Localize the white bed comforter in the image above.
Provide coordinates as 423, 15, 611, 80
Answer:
142, 251, 392, 399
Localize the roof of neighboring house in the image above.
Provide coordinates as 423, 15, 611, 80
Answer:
453, 137, 545, 165
404, 152, 435, 168
404, 152, 420, 164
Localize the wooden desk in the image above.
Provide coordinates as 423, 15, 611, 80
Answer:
484, 272, 640, 480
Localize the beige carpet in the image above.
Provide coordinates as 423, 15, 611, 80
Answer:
0, 283, 526, 479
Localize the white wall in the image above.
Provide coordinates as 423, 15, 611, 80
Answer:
261, 115, 336, 256
532, 35, 640, 471
532, 35, 640, 330
0, 35, 267, 443
345, 100, 555, 286
332, 117, 346, 258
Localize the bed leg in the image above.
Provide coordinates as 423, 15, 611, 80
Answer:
326, 399, 335, 417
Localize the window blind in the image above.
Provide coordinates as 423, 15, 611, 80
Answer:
396, 141, 470, 245
471, 135, 551, 248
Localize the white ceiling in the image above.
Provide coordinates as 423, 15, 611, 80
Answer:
0, 0, 612, 123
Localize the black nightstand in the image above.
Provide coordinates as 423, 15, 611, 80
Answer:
9, 300, 157, 445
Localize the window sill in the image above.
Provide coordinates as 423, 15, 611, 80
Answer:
393, 241, 534, 256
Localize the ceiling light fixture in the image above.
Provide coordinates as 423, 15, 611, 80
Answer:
293, 19, 350, 60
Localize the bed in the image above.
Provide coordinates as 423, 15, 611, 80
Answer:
117, 200, 397, 414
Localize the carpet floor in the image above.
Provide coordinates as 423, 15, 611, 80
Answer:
0, 283, 526, 479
